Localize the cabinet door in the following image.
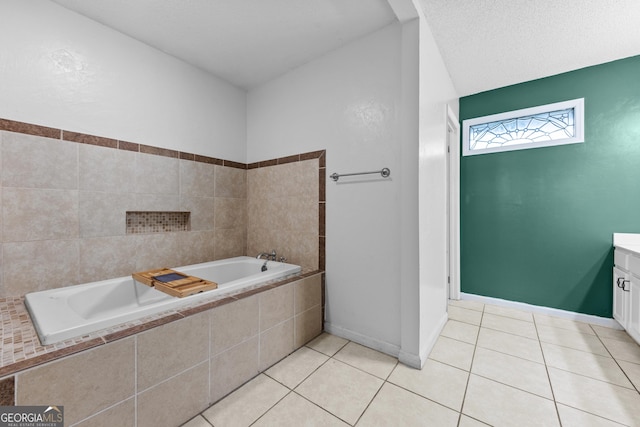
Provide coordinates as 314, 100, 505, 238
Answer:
613, 267, 629, 328
629, 276, 640, 343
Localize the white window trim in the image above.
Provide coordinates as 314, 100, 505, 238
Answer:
462, 98, 585, 156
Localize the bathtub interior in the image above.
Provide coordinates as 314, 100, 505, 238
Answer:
25, 256, 302, 345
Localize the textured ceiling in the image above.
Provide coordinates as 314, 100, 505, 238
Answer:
420, 0, 640, 96
51, 0, 640, 95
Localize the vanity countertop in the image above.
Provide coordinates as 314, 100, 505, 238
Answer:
613, 233, 640, 255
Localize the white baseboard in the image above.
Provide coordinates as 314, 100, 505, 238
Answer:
460, 292, 623, 330
402, 311, 448, 369
325, 313, 449, 370
323, 322, 401, 358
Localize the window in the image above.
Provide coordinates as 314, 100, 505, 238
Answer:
462, 98, 584, 156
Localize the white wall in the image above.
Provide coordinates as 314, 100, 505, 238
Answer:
0, 0, 246, 161
247, 23, 416, 357
414, 2, 459, 365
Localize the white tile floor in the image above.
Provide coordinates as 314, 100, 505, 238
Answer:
182, 300, 640, 426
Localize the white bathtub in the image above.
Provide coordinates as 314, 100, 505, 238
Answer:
25, 256, 301, 345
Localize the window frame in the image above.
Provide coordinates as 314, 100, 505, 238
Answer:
462, 98, 585, 156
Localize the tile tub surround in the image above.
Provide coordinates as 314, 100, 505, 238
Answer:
0, 117, 325, 297
248, 157, 323, 272
1, 272, 323, 426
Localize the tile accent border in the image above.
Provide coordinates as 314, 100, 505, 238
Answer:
0, 117, 326, 269
0, 118, 245, 169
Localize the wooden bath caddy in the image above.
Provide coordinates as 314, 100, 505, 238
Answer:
132, 268, 218, 298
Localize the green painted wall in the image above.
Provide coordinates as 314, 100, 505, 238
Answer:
460, 55, 640, 317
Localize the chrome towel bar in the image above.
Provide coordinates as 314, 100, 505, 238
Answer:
330, 167, 390, 182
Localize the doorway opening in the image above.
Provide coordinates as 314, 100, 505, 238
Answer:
446, 106, 461, 301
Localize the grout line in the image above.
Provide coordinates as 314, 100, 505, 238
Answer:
207, 312, 212, 406
533, 312, 563, 427
267, 340, 354, 425
134, 336, 138, 427
589, 324, 640, 394
247, 386, 292, 426
456, 303, 483, 426
68, 397, 136, 427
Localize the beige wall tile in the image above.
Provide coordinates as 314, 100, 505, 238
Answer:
283, 231, 319, 271
176, 231, 216, 266
3, 187, 78, 242
135, 153, 179, 195
134, 193, 181, 211
2, 132, 77, 190
215, 165, 246, 199
260, 319, 294, 371
211, 295, 259, 355
210, 336, 260, 403
79, 144, 136, 193
0, 244, 4, 297
295, 274, 322, 314
271, 163, 296, 199
214, 227, 246, 260
214, 197, 247, 229
295, 305, 323, 348
133, 233, 181, 272
79, 191, 132, 238
250, 223, 319, 269
137, 362, 209, 427
16, 338, 135, 426
286, 196, 318, 234
180, 160, 215, 198
180, 196, 215, 231
137, 312, 210, 391
246, 167, 273, 200
291, 160, 319, 198
246, 159, 320, 272
79, 236, 138, 283
260, 284, 294, 332
75, 398, 135, 427
247, 227, 281, 261
3, 240, 79, 295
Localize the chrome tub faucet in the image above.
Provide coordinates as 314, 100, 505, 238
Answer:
256, 249, 277, 261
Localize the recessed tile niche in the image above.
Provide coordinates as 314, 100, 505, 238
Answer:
126, 211, 190, 234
